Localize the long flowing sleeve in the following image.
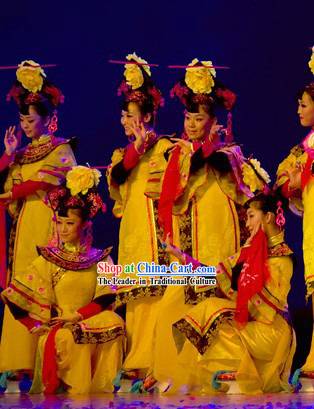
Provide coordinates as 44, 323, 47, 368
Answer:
275, 145, 307, 215
5, 142, 76, 218
173, 143, 252, 216
0, 152, 10, 172
1, 255, 55, 324
106, 148, 126, 217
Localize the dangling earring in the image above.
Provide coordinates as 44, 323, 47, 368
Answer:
225, 113, 234, 143
276, 201, 286, 230
16, 124, 23, 146
84, 221, 93, 252
128, 135, 135, 143
48, 110, 58, 134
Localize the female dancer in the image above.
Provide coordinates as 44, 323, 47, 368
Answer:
0, 60, 76, 375
0, 127, 18, 289
275, 47, 314, 376
2, 166, 124, 394
145, 58, 263, 389
107, 53, 173, 380
161, 192, 296, 394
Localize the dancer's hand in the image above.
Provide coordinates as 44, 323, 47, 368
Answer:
288, 163, 304, 189
158, 233, 186, 263
4, 126, 18, 155
168, 138, 192, 155
50, 312, 82, 324
30, 325, 50, 336
244, 223, 261, 247
209, 124, 223, 144
129, 117, 146, 153
0, 192, 12, 201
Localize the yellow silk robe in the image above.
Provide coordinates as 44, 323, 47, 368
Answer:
275, 139, 314, 373
2, 245, 125, 394
171, 232, 296, 394
148, 143, 253, 383
107, 137, 175, 373
0, 136, 76, 372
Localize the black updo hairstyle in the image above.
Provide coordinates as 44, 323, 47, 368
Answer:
297, 83, 314, 102
185, 95, 215, 118
174, 76, 236, 118
245, 192, 289, 216
57, 205, 89, 223
52, 185, 101, 223
121, 99, 155, 125
121, 62, 157, 127
19, 99, 52, 119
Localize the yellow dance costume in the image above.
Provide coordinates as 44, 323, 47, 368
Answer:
148, 143, 253, 384
0, 136, 76, 372
2, 245, 125, 394
107, 137, 176, 373
171, 232, 296, 394
276, 134, 314, 372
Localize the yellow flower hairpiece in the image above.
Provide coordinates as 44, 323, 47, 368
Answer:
66, 166, 102, 196
185, 58, 216, 94
242, 159, 271, 193
126, 52, 151, 75
309, 46, 314, 75
123, 52, 151, 90
16, 60, 46, 93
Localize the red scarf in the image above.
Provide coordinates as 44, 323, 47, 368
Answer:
301, 155, 313, 191
235, 228, 270, 328
42, 323, 61, 394
158, 146, 182, 239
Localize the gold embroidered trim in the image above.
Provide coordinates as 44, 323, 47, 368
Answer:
115, 285, 166, 308
174, 310, 235, 355
268, 243, 293, 258
290, 144, 305, 158
52, 267, 67, 287
14, 137, 75, 164
63, 323, 125, 344
37, 246, 112, 270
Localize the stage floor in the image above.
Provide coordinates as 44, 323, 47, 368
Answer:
1, 393, 314, 409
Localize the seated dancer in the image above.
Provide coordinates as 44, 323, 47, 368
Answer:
275, 47, 314, 379
143, 58, 266, 390
0, 61, 76, 379
1, 166, 125, 394
107, 53, 175, 382
161, 192, 296, 395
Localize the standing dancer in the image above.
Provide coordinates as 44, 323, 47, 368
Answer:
275, 47, 314, 378
144, 58, 266, 390
107, 53, 173, 382
0, 128, 19, 290
0, 61, 76, 379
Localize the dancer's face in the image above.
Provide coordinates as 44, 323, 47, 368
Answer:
184, 105, 214, 141
246, 204, 265, 233
298, 92, 314, 128
56, 209, 85, 245
121, 102, 151, 136
20, 105, 49, 139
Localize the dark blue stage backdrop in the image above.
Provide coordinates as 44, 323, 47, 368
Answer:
0, 0, 313, 367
